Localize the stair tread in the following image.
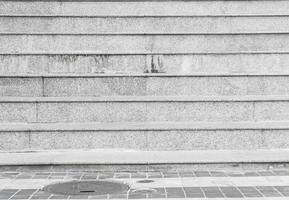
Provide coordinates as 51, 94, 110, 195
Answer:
2, 72, 289, 77
1, 149, 289, 165
1, 95, 289, 102
1, 121, 289, 131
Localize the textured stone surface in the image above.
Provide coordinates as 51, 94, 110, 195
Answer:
146, 130, 289, 150
5, 101, 289, 123
0, 78, 42, 96
263, 130, 289, 149
147, 76, 289, 96
255, 102, 289, 121
3, 100, 289, 123
29, 131, 147, 150
146, 102, 254, 122
1, 54, 289, 74
1, 1, 289, 16
2, 16, 289, 33
2, 128, 289, 151
37, 102, 146, 123
2, 76, 289, 97
0, 132, 29, 150
148, 130, 267, 150
2, 35, 289, 53
0, 103, 36, 123
44, 77, 147, 97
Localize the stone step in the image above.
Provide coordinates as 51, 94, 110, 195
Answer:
1, 121, 289, 151
1, 149, 289, 165
0, 54, 288, 74
0, 96, 289, 123
3, 74, 289, 97
2, 16, 289, 34
2, 34, 289, 54
1, 0, 289, 16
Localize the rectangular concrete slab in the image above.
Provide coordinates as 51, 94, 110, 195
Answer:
1, 149, 289, 165
146, 102, 254, 122
0, 77, 42, 96
44, 77, 147, 97
2, 16, 289, 34
29, 131, 147, 150
1, 121, 289, 151
35, 101, 254, 123
2, 34, 289, 54
2, 97, 289, 122
0, 132, 30, 150
1, 1, 289, 16
0, 103, 36, 123
1, 54, 289, 75
3, 76, 289, 97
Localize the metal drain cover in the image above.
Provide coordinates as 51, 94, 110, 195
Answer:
43, 180, 130, 196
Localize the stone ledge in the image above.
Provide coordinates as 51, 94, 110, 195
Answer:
1, 95, 289, 102
1, 149, 289, 165
1, 121, 289, 132
2, 72, 289, 77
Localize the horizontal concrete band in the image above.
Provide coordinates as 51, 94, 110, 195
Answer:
1, 121, 289, 131
1, 54, 289, 75
2, 34, 289, 53
1, 95, 289, 102
3, 76, 289, 97
2, 1, 289, 16
2, 123, 289, 150
1, 149, 289, 165
3, 73, 289, 77
1, 97, 289, 123
3, 51, 289, 55
4, 32, 289, 35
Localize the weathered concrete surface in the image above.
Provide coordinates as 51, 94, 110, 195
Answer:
0, 77, 42, 96
2, 16, 289, 33
1, 149, 289, 165
5, 76, 289, 97
2, 130, 289, 150
43, 76, 289, 97
2, 121, 289, 150
0, 103, 36, 123
1, 34, 289, 53
1, 1, 289, 16
3, 98, 289, 123
1, 54, 289, 74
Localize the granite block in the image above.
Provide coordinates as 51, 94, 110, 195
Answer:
1, 1, 289, 16
146, 102, 254, 122
2, 54, 289, 75
0, 132, 30, 150
147, 130, 264, 150
2, 35, 289, 54
0, 103, 36, 122
0, 78, 42, 97
29, 131, 147, 150
2, 17, 289, 33
37, 102, 146, 122
44, 77, 147, 97
37, 103, 107, 123
254, 102, 289, 121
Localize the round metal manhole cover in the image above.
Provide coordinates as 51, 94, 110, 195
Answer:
43, 180, 130, 196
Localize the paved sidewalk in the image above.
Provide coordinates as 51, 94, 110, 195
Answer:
1, 166, 289, 199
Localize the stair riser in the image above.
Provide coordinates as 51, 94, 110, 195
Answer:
2, 17, 289, 33
1, 1, 289, 16
1, 54, 288, 74
1, 130, 288, 151
1, 35, 289, 53
2, 77, 289, 97
0, 101, 288, 123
